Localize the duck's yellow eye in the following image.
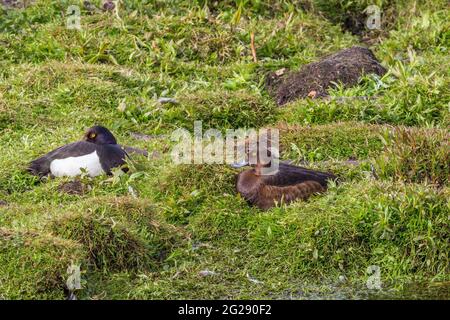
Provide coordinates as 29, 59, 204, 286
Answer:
89, 133, 96, 139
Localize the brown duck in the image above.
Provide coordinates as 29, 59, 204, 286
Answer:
233, 158, 337, 211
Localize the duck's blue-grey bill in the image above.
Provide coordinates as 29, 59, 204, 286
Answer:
230, 160, 248, 168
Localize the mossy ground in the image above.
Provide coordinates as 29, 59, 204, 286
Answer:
0, 0, 449, 299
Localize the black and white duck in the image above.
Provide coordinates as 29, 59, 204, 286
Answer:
28, 126, 128, 178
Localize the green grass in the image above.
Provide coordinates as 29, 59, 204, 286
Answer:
0, 0, 449, 299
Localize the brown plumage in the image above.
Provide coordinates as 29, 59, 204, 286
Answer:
236, 161, 337, 210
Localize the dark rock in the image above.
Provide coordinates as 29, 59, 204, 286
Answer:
0, 200, 7, 206
273, 46, 387, 105
121, 145, 149, 157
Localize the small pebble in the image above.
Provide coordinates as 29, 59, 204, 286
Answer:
128, 186, 138, 198
158, 97, 178, 104
247, 273, 264, 284
274, 68, 286, 76
192, 242, 212, 251
199, 269, 217, 277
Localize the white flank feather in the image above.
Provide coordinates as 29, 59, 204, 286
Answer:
50, 151, 104, 177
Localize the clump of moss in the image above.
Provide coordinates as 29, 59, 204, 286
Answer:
245, 180, 449, 281
49, 197, 184, 272
0, 228, 86, 299
156, 164, 237, 223
376, 127, 449, 186
353, 183, 449, 277
175, 90, 278, 130
278, 121, 385, 161
50, 212, 152, 272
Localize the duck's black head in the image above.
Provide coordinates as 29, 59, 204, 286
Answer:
84, 126, 117, 145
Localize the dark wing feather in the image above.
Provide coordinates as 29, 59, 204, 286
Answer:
27, 141, 97, 177
261, 162, 337, 187
97, 144, 128, 174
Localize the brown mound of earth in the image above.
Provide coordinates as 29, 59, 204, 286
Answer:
270, 46, 387, 106
58, 180, 87, 195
